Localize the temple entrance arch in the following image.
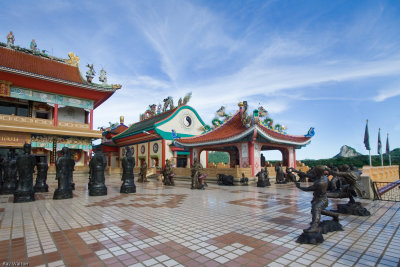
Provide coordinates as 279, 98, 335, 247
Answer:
260, 144, 294, 168
200, 145, 239, 168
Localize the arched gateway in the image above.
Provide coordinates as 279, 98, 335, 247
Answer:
175, 102, 314, 177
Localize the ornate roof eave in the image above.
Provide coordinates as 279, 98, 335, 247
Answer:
254, 125, 312, 148
0, 66, 120, 93
175, 125, 312, 148
175, 127, 255, 147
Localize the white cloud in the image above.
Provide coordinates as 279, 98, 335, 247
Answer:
373, 86, 400, 102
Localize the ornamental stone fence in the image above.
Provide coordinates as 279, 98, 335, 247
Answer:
362, 165, 399, 183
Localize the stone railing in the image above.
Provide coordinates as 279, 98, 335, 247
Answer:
0, 114, 53, 127
173, 166, 252, 178
58, 120, 90, 130
362, 165, 399, 182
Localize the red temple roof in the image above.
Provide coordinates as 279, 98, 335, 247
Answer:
0, 46, 83, 83
176, 111, 312, 147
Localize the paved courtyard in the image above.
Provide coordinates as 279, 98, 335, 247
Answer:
0, 174, 399, 267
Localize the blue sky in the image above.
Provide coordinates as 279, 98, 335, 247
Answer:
2, 0, 400, 160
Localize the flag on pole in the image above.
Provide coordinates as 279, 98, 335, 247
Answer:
364, 120, 370, 150
377, 128, 382, 155
386, 133, 390, 155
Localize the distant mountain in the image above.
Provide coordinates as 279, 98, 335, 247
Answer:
334, 145, 362, 158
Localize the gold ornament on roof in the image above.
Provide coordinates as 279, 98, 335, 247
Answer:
65, 52, 80, 67
112, 84, 122, 89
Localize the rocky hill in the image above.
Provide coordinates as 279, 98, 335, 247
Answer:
334, 145, 362, 158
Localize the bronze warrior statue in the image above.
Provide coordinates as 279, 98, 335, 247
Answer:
120, 147, 136, 193
14, 143, 36, 203
88, 150, 107, 196
275, 162, 286, 184
34, 157, 49, 192
1, 150, 17, 195
256, 167, 270, 187
295, 166, 341, 244
191, 158, 204, 190
138, 161, 148, 183
286, 167, 297, 182
53, 147, 73, 199
327, 164, 370, 216
162, 159, 175, 186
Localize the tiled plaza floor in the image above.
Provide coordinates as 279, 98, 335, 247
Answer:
0, 174, 399, 267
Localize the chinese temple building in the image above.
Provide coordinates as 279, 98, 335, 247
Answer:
0, 33, 121, 168
105, 94, 208, 170
175, 102, 314, 177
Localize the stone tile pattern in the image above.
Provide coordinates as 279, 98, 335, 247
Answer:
0, 173, 399, 267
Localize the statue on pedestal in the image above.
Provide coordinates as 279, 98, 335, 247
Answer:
162, 159, 175, 186
34, 157, 49, 192
275, 162, 287, 184
191, 158, 205, 190
69, 153, 75, 190
286, 167, 297, 182
53, 147, 73, 199
0, 156, 3, 192
88, 150, 107, 196
120, 147, 136, 193
327, 164, 370, 216
6, 31, 15, 47
1, 150, 17, 194
256, 167, 270, 187
138, 161, 148, 183
295, 166, 342, 244
240, 173, 249, 185
14, 143, 36, 203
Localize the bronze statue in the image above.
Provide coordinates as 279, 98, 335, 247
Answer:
327, 164, 370, 216
191, 158, 204, 190
1, 150, 17, 194
286, 167, 297, 182
240, 173, 249, 185
14, 143, 36, 203
120, 147, 136, 193
256, 168, 270, 187
275, 162, 286, 184
138, 161, 148, 183
34, 157, 49, 192
162, 159, 175, 186
295, 166, 342, 244
69, 153, 75, 190
0, 155, 3, 192
88, 150, 107, 196
53, 147, 73, 199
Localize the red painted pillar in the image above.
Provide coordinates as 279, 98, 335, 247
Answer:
148, 142, 151, 166
84, 151, 88, 166
162, 139, 166, 169
108, 152, 111, 167
89, 109, 93, 130
206, 151, 209, 168
248, 141, 254, 176
53, 104, 58, 126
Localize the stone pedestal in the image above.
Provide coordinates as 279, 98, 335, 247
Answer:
53, 189, 73, 200
34, 183, 49, 193
1, 182, 16, 195
120, 182, 136, 193
89, 185, 107, 196
318, 220, 343, 234
13, 190, 35, 203
296, 231, 324, 245
337, 202, 371, 216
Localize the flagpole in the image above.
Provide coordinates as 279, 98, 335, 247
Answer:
379, 128, 383, 166
369, 150, 372, 167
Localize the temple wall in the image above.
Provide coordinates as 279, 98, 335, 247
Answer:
362, 165, 399, 182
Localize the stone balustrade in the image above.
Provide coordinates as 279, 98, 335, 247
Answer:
362, 165, 399, 182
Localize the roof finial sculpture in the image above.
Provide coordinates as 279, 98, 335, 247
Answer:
65, 52, 80, 67
99, 68, 107, 84
30, 39, 38, 52
6, 31, 15, 47
85, 64, 95, 83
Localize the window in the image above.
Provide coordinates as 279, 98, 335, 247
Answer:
0, 101, 28, 116
35, 111, 49, 119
